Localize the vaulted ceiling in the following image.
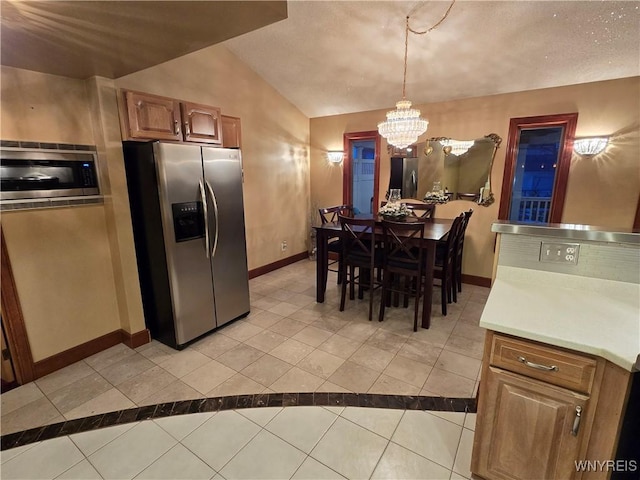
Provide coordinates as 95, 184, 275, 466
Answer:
2, 1, 639, 119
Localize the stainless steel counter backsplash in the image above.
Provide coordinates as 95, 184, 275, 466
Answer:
498, 233, 640, 284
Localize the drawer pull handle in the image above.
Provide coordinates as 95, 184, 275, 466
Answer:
571, 406, 582, 436
517, 356, 558, 372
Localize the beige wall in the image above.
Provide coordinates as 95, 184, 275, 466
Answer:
1, 206, 121, 361
0, 67, 94, 144
310, 77, 640, 280
0, 67, 132, 361
0, 43, 311, 361
115, 44, 311, 269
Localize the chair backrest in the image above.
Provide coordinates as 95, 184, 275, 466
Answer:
405, 202, 436, 219
457, 209, 473, 255
381, 220, 425, 274
319, 205, 353, 224
442, 214, 465, 269
338, 214, 376, 267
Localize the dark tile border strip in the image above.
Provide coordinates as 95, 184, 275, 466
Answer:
0, 393, 476, 451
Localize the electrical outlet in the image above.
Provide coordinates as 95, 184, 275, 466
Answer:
281, 240, 287, 252
540, 242, 580, 265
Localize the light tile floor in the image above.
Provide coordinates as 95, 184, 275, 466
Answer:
1, 259, 488, 436
0, 406, 478, 480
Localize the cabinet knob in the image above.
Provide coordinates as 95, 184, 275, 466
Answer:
185, 122, 191, 136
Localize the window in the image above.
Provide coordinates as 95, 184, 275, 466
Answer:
499, 113, 578, 224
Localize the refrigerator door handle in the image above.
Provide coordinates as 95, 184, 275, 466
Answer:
205, 180, 219, 258
198, 180, 210, 258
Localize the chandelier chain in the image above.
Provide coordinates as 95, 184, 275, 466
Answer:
407, 0, 456, 36
379, 0, 455, 149
401, 0, 456, 99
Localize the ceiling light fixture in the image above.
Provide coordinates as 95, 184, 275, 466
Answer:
377, 1, 456, 149
574, 137, 609, 156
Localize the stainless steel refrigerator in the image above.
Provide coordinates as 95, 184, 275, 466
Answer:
123, 141, 250, 349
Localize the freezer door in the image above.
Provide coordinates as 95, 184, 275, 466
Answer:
155, 143, 216, 344
201, 147, 250, 327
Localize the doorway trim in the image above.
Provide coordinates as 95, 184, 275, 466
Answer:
1, 228, 35, 384
498, 113, 578, 223
343, 131, 381, 213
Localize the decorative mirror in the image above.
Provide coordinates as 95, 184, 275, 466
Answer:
388, 133, 501, 206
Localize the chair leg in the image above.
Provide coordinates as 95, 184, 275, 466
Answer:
339, 264, 348, 312
367, 269, 374, 322
452, 270, 458, 304
441, 274, 448, 316
378, 271, 389, 322
413, 275, 422, 332
349, 266, 355, 300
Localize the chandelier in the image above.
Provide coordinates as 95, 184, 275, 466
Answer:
378, 1, 456, 149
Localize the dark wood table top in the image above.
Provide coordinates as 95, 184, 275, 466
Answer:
314, 216, 453, 241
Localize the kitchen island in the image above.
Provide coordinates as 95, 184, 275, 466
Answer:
471, 222, 639, 480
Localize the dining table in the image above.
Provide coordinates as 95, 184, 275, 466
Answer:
313, 215, 454, 329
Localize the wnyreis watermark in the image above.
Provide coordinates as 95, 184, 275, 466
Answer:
575, 460, 638, 472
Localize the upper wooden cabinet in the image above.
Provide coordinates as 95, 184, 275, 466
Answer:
124, 90, 182, 141
221, 115, 242, 149
181, 102, 222, 145
121, 90, 225, 146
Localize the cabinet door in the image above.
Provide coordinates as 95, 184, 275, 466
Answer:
221, 115, 242, 149
473, 367, 589, 480
124, 90, 181, 141
181, 102, 222, 144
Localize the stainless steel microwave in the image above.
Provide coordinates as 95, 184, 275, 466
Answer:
0, 147, 100, 200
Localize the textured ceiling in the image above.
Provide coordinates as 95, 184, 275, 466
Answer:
223, 0, 640, 118
0, 1, 287, 79
1, 1, 638, 119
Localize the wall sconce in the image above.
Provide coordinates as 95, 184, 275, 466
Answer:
326, 151, 344, 163
574, 137, 609, 157
439, 139, 475, 156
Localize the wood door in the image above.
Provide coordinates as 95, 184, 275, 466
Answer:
124, 90, 181, 141
181, 102, 222, 144
221, 115, 242, 148
473, 366, 590, 480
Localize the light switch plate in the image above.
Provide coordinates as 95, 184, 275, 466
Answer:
540, 242, 580, 264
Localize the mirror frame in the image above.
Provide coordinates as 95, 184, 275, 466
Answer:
426, 133, 502, 206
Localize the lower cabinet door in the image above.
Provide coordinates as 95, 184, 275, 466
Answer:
473, 367, 590, 480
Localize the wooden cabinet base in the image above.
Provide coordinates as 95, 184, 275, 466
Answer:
471, 331, 633, 480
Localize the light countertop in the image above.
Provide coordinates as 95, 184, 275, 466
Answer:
480, 265, 640, 372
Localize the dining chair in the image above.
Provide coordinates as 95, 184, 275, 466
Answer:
378, 219, 425, 332
338, 214, 381, 321
454, 209, 474, 294
319, 205, 354, 284
433, 214, 464, 316
405, 202, 436, 219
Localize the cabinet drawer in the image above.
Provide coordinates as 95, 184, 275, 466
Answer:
490, 334, 597, 394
